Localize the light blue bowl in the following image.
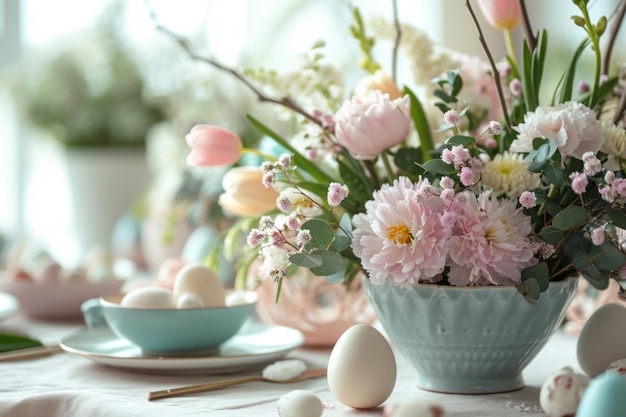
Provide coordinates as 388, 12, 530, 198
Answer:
363, 277, 578, 394
87, 291, 257, 355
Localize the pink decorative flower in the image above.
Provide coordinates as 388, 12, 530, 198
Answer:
334, 90, 411, 160
447, 191, 537, 286
510, 102, 605, 159
351, 177, 452, 287
185, 124, 242, 166
476, 0, 521, 30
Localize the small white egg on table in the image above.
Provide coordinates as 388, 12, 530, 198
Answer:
539, 366, 589, 417
277, 390, 323, 417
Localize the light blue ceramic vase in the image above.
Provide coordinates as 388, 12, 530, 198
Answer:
363, 277, 578, 394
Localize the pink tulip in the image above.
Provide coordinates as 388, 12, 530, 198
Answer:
476, 0, 521, 30
334, 90, 411, 160
185, 124, 242, 166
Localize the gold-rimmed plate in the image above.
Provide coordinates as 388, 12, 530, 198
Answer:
59, 321, 304, 374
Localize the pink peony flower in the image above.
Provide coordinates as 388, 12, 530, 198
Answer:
476, 0, 521, 30
510, 102, 605, 160
447, 191, 537, 286
351, 177, 452, 287
334, 90, 411, 160
186, 125, 242, 166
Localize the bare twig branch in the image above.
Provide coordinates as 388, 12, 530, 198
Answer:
612, 83, 626, 126
603, 0, 626, 76
518, 0, 536, 52
391, 0, 402, 84
145, 2, 322, 127
465, 0, 512, 130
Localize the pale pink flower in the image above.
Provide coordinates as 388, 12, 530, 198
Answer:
511, 102, 605, 159
569, 172, 588, 195
582, 152, 602, 176
327, 182, 349, 207
277, 196, 293, 212
185, 125, 242, 166
591, 224, 606, 246
352, 177, 452, 287
444, 110, 460, 126
477, 0, 521, 30
509, 79, 522, 96
519, 191, 537, 209
489, 120, 503, 135
296, 229, 312, 247
334, 90, 411, 160
247, 229, 265, 247
278, 153, 292, 169
460, 167, 475, 186
440, 176, 455, 189
447, 191, 537, 286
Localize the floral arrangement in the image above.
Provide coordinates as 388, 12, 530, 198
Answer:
164, 0, 626, 302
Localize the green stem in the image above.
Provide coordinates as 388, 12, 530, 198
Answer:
579, 4, 601, 108
381, 151, 396, 182
240, 148, 277, 162
504, 28, 519, 75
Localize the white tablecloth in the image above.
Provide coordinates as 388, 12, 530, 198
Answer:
0, 314, 581, 416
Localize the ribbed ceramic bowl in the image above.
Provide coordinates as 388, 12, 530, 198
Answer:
363, 277, 578, 394
89, 291, 257, 355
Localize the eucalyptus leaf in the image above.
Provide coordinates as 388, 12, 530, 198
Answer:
419, 159, 457, 175
324, 258, 349, 284
445, 135, 476, 147
521, 262, 550, 292
516, 278, 540, 304
301, 219, 335, 249
552, 205, 589, 229
330, 234, 351, 252
607, 207, 626, 229
393, 147, 423, 175
309, 250, 345, 276
289, 252, 323, 268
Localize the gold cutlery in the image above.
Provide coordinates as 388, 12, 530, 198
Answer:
148, 367, 327, 401
0, 345, 63, 362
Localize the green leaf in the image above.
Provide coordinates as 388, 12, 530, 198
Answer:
324, 258, 349, 284
339, 213, 353, 237
393, 147, 424, 175
445, 135, 476, 147
330, 234, 351, 252
552, 205, 589, 229
419, 159, 457, 175
309, 250, 345, 276
557, 39, 590, 103
301, 219, 335, 249
0, 333, 43, 353
538, 226, 568, 245
404, 86, 434, 162
607, 207, 626, 229
591, 241, 626, 270
289, 253, 323, 268
516, 279, 540, 304
247, 115, 335, 184
521, 262, 550, 292
543, 165, 564, 188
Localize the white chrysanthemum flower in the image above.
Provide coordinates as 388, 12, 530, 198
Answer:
482, 152, 542, 198
511, 101, 604, 159
601, 124, 626, 170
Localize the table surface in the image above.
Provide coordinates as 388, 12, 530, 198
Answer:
0, 313, 581, 417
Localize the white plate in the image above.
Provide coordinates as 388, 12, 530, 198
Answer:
0, 292, 18, 320
60, 321, 304, 374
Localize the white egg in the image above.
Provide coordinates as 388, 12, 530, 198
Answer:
277, 390, 323, 417
173, 263, 226, 308
327, 324, 396, 409
539, 366, 589, 417
577, 303, 626, 377
121, 287, 176, 309
383, 397, 448, 417
176, 292, 204, 309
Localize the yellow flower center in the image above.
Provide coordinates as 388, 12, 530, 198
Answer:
387, 225, 413, 245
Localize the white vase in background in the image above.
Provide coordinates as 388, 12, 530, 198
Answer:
63, 148, 150, 258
